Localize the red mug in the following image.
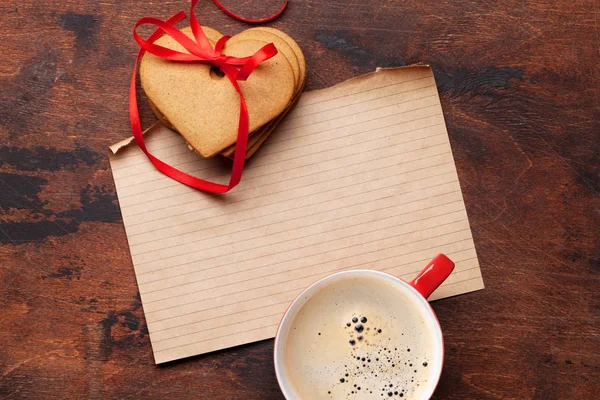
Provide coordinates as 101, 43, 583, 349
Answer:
274, 254, 455, 399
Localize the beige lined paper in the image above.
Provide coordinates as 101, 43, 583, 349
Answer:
109, 66, 484, 364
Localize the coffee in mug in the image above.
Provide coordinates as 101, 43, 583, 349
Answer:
275, 255, 454, 399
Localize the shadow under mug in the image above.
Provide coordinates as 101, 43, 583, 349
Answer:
274, 254, 455, 399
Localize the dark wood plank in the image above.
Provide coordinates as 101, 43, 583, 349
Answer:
0, 0, 598, 398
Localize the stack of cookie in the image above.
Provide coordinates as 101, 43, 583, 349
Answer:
140, 26, 306, 160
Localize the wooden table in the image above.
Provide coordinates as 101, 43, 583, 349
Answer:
1, 0, 598, 398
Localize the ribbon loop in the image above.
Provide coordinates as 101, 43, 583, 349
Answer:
129, 0, 288, 193
215, 35, 231, 52
213, 0, 289, 23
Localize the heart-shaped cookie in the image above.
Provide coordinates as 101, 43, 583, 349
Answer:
220, 28, 306, 158
226, 29, 302, 91
140, 26, 295, 158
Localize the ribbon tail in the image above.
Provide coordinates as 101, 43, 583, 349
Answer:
129, 14, 234, 193
221, 65, 249, 187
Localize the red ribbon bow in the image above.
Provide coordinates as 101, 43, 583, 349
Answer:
129, 0, 288, 193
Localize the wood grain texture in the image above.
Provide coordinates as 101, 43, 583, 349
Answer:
0, 0, 598, 398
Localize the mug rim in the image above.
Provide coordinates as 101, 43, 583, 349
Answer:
274, 269, 444, 400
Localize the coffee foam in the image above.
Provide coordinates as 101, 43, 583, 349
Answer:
280, 274, 440, 399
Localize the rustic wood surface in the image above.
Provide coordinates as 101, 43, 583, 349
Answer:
0, 0, 598, 398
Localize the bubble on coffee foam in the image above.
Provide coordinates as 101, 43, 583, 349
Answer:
315, 312, 432, 399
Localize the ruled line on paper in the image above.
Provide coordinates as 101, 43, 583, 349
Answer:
143, 242, 478, 323
119, 135, 449, 201
115, 126, 447, 211
149, 253, 478, 336
146, 239, 478, 324
132, 198, 467, 279
122, 161, 452, 227
151, 266, 481, 346
154, 324, 282, 354
140, 218, 470, 306
116, 110, 445, 201
125, 162, 458, 238
292, 74, 433, 111
111, 140, 220, 170
109, 66, 483, 363
149, 264, 480, 342
276, 90, 438, 133
288, 78, 435, 119
112, 102, 442, 178
113, 115, 446, 199
131, 190, 464, 258
125, 172, 457, 243
152, 300, 295, 337
125, 175, 457, 245
118, 122, 446, 192
153, 275, 481, 356
132, 183, 465, 292
126, 157, 457, 248
138, 207, 468, 294
116, 126, 447, 207
154, 312, 286, 346
123, 140, 453, 212
141, 236, 476, 320
135, 208, 468, 279
128, 174, 460, 249
112, 86, 438, 173
154, 277, 488, 363
250, 111, 443, 155
264, 103, 440, 147
141, 231, 473, 295
140, 225, 475, 314
120, 119, 448, 218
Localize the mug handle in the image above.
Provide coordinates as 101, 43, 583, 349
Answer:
409, 254, 455, 299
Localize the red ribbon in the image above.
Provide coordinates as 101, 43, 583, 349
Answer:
214, 0, 288, 23
129, 0, 288, 193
